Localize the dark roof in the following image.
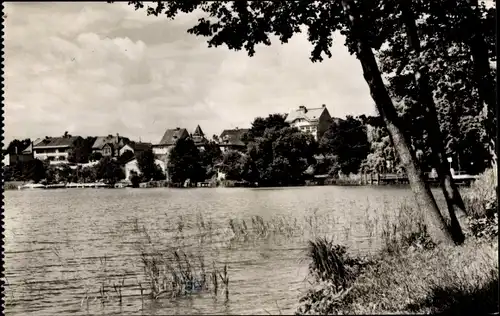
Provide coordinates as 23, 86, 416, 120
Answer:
131, 142, 152, 151
191, 125, 208, 146
193, 125, 204, 137
33, 136, 81, 148
92, 136, 128, 150
22, 143, 33, 154
219, 128, 249, 147
158, 128, 189, 146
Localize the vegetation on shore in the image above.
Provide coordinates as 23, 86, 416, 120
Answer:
296, 169, 498, 315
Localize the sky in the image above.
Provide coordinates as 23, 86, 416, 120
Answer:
3, 2, 376, 146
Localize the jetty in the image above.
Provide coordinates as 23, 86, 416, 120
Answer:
362, 172, 480, 186
18, 182, 111, 190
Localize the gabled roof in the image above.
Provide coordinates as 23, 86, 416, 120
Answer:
92, 135, 128, 150
285, 105, 329, 124
191, 125, 208, 146
32, 138, 44, 146
193, 125, 204, 137
158, 128, 189, 146
219, 128, 249, 147
33, 136, 81, 148
22, 143, 33, 154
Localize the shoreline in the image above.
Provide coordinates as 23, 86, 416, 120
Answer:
5, 179, 474, 191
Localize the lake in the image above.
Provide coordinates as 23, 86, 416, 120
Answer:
4, 186, 449, 315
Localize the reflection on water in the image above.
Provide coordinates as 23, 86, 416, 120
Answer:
4, 186, 446, 315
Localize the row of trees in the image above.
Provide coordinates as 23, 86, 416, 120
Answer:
118, 0, 496, 245
3, 157, 125, 185
3, 149, 166, 186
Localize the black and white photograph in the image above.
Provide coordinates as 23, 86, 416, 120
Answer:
2, 1, 498, 315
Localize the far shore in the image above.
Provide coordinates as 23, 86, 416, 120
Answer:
5, 176, 476, 191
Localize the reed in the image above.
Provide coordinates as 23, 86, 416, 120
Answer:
140, 248, 229, 300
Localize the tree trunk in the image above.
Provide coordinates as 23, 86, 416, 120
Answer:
341, 0, 455, 245
465, 0, 497, 166
400, 2, 465, 244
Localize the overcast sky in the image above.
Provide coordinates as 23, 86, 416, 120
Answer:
4, 2, 376, 145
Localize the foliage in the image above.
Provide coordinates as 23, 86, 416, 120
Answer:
239, 148, 260, 184
3, 165, 20, 182
79, 166, 97, 183
312, 155, 340, 177
6, 138, 31, 154
130, 170, 141, 188
95, 157, 125, 185
242, 113, 289, 143
20, 159, 46, 183
297, 240, 498, 315
361, 123, 402, 174
167, 137, 203, 184
219, 149, 245, 181
68, 137, 96, 163
55, 164, 74, 183
297, 206, 498, 315
136, 149, 165, 181
467, 214, 498, 240
319, 116, 370, 175
464, 168, 498, 218
200, 140, 222, 179
297, 239, 368, 315
376, 0, 496, 173
381, 202, 436, 255
248, 127, 317, 186
89, 152, 103, 162
463, 168, 498, 240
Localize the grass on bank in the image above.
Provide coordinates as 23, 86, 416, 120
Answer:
297, 168, 498, 315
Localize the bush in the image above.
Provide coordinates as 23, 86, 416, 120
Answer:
464, 168, 498, 240
296, 239, 369, 315
465, 168, 498, 218
130, 173, 141, 188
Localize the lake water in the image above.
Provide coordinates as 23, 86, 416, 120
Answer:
4, 186, 449, 315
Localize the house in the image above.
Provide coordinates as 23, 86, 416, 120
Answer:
285, 104, 332, 141
191, 125, 208, 149
218, 127, 249, 152
33, 136, 83, 163
2, 142, 34, 166
118, 141, 153, 157
152, 127, 190, 156
92, 134, 130, 157
124, 158, 166, 181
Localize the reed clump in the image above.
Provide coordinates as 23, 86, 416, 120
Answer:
140, 249, 229, 300
228, 215, 305, 241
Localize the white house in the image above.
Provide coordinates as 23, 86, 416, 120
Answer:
3, 153, 10, 166
33, 136, 83, 163
124, 158, 166, 180
285, 105, 332, 141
